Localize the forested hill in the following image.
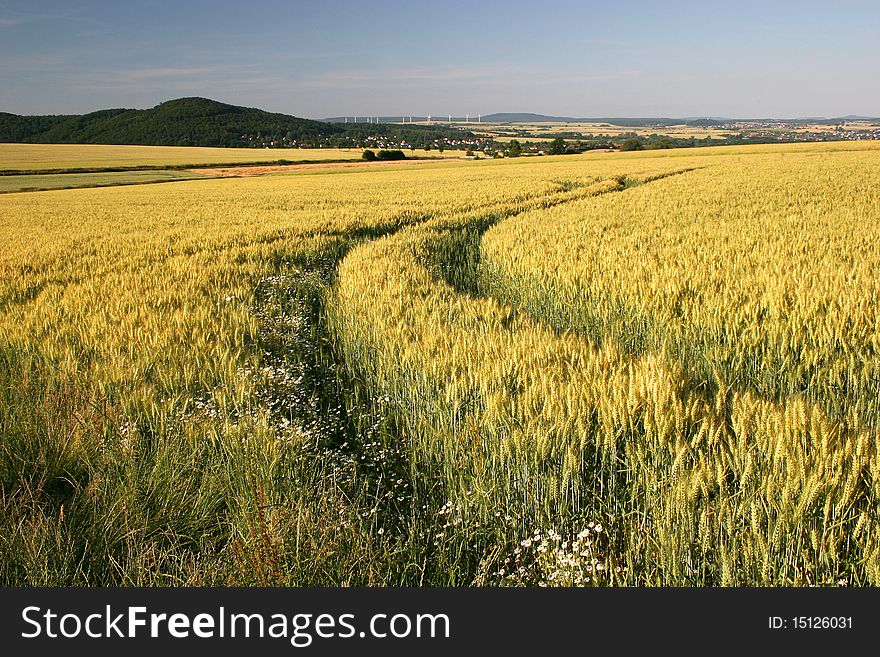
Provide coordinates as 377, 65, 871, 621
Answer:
0, 98, 339, 147
0, 97, 475, 148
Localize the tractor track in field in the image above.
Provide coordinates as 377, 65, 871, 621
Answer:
245, 171, 652, 582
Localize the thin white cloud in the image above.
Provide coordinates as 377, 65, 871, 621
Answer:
73, 66, 292, 100
294, 65, 549, 90
0, 52, 80, 73
0, 7, 94, 28
110, 67, 218, 82
293, 65, 640, 93
572, 38, 632, 47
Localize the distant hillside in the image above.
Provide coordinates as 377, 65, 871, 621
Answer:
478, 113, 577, 123
0, 98, 337, 147
326, 113, 690, 126
480, 113, 688, 127
477, 113, 880, 126
0, 98, 480, 149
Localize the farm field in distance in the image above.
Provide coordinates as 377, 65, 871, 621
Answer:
0, 143, 462, 174
467, 120, 736, 140
452, 117, 880, 149
447, 118, 734, 139
0, 143, 469, 193
0, 143, 352, 171
0, 169, 213, 193
2, 141, 879, 586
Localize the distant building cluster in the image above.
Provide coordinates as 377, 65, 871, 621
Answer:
716, 121, 880, 142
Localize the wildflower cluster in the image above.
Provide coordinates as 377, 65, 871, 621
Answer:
495, 523, 615, 587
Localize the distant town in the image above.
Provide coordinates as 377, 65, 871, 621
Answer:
714, 120, 880, 142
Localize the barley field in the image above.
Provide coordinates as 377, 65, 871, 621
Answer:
0, 143, 371, 172
0, 169, 213, 194
2, 142, 878, 585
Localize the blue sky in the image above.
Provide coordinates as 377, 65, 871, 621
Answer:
1, 0, 877, 118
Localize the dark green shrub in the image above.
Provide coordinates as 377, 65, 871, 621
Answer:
376, 149, 406, 161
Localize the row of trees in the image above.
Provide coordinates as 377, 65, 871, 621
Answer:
504, 137, 609, 157
361, 149, 407, 161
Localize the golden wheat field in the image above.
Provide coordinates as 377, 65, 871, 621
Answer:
0, 143, 370, 171
1, 141, 878, 586
0, 143, 466, 174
